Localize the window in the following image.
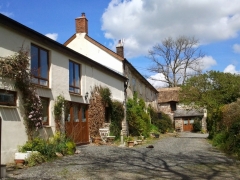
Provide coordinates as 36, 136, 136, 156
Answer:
69, 61, 81, 94
40, 97, 49, 125
170, 102, 177, 112
31, 44, 49, 86
0, 89, 17, 106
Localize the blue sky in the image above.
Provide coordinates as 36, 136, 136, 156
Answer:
1, 0, 240, 87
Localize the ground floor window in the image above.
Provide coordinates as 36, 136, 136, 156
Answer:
0, 89, 17, 106
40, 97, 49, 125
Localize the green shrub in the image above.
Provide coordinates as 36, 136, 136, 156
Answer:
193, 118, 202, 132
26, 152, 46, 167
65, 141, 76, 155
150, 124, 159, 133
126, 92, 151, 137
18, 137, 45, 153
18, 133, 76, 163
110, 101, 124, 138
152, 112, 173, 133
212, 131, 228, 147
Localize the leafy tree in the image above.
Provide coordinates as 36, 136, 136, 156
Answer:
180, 71, 240, 136
147, 36, 204, 87
180, 71, 240, 110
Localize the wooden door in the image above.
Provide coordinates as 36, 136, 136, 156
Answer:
183, 119, 194, 131
79, 106, 89, 143
65, 102, 89, 144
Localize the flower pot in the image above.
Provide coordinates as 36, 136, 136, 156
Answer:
136, 140, 142, 145
14, 159, 25, 165
107, 136, 115, 143
127, 141, 134, 147
15, 152, 30, 160
93, 136, 102, 144
1, 164, 6, 178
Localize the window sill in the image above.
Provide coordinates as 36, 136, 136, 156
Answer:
0, 105, 17, 108
43, 125, 52, 128
69, 92, 82, 97
33, 84, 51, 90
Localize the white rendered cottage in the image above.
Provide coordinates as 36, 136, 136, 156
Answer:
0, 13, 127, 164
64, 14, 159, 134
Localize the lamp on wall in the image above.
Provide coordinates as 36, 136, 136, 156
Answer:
124, 78, 129, 90
85, 92, 89, 100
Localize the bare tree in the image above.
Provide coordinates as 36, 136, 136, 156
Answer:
147, 36, 205, 87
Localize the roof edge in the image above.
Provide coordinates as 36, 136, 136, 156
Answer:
124, 59, 158, 93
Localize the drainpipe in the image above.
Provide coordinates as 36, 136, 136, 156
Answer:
0, 116, 2, 178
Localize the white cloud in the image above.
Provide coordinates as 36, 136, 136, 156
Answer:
147, 73, 167, 88
233, 44, 240, 53
102, 0, 240, 58
199, 56, 217, 70
223, 64, 240, 74
45, 33, 58, 41
0, 11, 13, 17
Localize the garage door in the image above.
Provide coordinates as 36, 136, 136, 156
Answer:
183, 119, 194, 131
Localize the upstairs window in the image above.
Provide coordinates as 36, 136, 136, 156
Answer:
0, 89, 17, 106
170, 101, 177, 112
40, 97, 49, 125
69, 60, 81, 94
31, 44, 49, 86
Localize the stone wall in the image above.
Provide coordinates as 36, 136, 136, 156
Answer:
175, 119, 183, 132
88, 92, 105, 137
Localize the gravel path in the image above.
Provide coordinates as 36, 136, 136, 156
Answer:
5, 132, 240, 180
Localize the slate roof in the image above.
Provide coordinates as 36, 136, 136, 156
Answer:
174, 109, 204, 118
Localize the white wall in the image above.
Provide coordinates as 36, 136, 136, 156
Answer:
66, 33, 123, 74
0, 25, 124, 163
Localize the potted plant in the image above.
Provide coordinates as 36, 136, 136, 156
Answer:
154, 132, 160, 138
125, 136, 134, 147
93, 136, 102, 144
136, 136, 143, 145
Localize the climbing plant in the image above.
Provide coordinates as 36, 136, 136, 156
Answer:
98, 86, 112, 106
0, 48, 43, 139
54, 95, 65, 132
89, 85, 124, 138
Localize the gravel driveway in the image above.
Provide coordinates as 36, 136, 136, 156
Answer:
5, 132, 240, 180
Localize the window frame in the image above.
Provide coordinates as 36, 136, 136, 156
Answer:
40, 97, 50, 125
69, 60, 81, 94
31, 44, 49, 87
0, 89, 17, 106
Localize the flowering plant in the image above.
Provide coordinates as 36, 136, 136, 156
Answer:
0, 48, 43, 138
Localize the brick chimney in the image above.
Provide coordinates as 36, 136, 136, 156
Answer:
116, 40, 124, 58
75, 13, 88, 34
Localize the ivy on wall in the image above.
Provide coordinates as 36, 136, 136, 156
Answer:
89, 86, 124, 138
